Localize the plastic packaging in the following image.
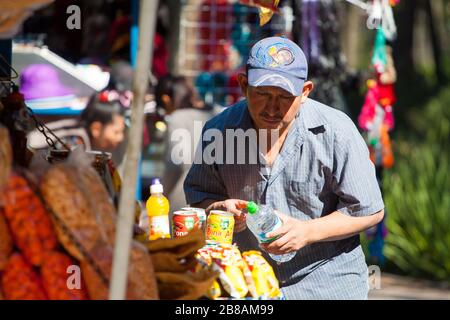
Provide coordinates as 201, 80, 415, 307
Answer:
1, 253, 47, 300
242, 250, 283, 299
2, 172, 58, 266
0, 209, 13, 270
0, 125, 12, 189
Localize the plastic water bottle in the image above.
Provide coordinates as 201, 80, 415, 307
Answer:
246, 202, 296, 263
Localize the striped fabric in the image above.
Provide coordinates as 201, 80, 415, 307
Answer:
184, 98, 384, 299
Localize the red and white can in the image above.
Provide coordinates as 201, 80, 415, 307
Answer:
181, 207, 206, 232
172, 211, 199, 237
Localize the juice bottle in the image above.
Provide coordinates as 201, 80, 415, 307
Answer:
146, 178, 171, 240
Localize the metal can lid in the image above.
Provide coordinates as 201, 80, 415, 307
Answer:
181, 207, 206, 214
173, 210, 197, 216
209, 210, 233, 216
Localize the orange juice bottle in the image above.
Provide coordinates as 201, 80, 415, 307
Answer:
146, 179, 171, 240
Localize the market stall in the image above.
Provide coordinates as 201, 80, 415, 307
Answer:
0, 0, 286, 301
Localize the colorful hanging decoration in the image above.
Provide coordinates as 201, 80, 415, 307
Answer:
358, 28, 396, 169
239, 0, 280, 26
357, 0, 399, 266
346, 0, 399, 40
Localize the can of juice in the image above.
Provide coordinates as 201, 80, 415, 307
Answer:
181, 207, 206, 232
172, 211, 199, 237
205, 210, 235, 244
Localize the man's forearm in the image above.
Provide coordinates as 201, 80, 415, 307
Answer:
307, 210, 384, 244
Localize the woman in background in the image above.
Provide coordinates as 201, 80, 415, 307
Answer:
28, 90, 126, 155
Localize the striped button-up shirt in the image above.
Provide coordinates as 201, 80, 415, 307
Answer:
184, 98, 384, 299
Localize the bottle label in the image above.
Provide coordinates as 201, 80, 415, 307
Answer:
258, 217, 282, 243
149, 215, 171, 240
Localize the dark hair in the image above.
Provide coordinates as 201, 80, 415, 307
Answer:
155, 75, 195, 111
80, 93, 125, 133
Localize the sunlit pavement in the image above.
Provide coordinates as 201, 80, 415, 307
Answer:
369, 273, 450, 300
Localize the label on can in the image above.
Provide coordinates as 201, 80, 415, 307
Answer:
206, 210, 235, 244
182, 207, 206, 231
173, 211, 199, 237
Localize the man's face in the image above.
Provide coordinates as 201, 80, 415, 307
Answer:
238, 74, 312, 131
246, 85, 301, 131
92, 114, 126, 150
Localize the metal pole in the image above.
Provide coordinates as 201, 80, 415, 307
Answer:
109, 0, 158, 300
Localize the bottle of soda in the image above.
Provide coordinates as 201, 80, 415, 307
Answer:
246, 201, 296, 263
146, 178, 171, 240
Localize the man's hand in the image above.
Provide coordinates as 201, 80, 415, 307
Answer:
260, 211, 312, 255
206, 199, 248, 233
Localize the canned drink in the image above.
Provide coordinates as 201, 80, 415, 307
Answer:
181, 207, 206, 231
172, 211, 199, 237
205, 210, 234, 244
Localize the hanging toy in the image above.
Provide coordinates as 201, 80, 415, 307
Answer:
351, 0, 399, 268
239, 0, 280, 26
358, 28, 396, 169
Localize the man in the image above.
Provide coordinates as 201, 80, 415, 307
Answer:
184, 37, 384, 299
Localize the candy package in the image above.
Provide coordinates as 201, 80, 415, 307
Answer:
196, 243, 258, 299
242, 250, 283, 299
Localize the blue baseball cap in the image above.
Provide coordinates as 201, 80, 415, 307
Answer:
247, 37, 308, 96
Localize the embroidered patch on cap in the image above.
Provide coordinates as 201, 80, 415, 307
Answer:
255, 42, 295, 68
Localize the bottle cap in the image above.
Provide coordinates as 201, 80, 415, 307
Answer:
150, 178, 164, 194
247, 201, 258, 215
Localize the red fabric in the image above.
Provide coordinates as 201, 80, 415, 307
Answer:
199, 1, 231, 71
153, 33, 169, 78
109, 15, 168, 78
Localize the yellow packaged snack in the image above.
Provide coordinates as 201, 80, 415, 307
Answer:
212, 245, 248, 298
242, 250, 282, 299
196, 243, 251, 298
213, 263, 248, 298
206, 280, 222, 300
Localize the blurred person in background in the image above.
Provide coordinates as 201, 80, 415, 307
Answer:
157, 75, 220, 210
28, 90, 126, 157
79, 91, 126, 152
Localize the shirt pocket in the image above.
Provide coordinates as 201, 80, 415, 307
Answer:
286, 179, 324, 219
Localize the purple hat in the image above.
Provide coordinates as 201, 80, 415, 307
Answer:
20, 64, 74, 100
247, 37, 308, 96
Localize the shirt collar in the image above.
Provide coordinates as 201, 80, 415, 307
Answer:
296, 98, 328, 130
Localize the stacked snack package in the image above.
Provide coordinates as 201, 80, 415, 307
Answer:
196, 243, 283, 299
242, 251, 282, 299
